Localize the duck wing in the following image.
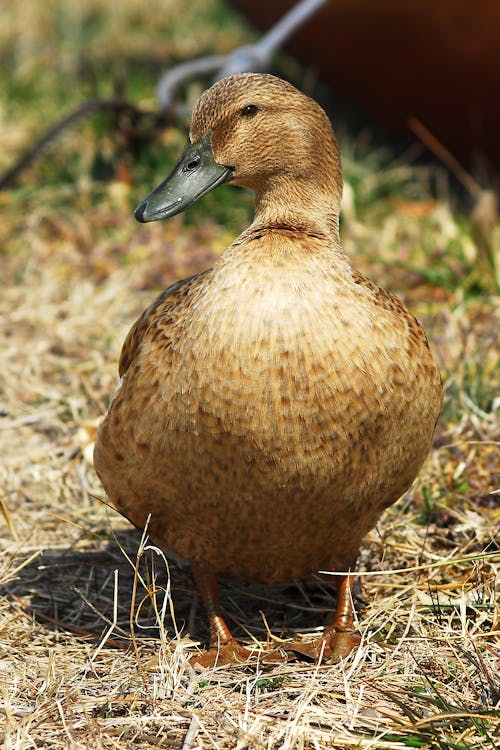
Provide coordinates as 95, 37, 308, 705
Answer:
118, 270, 208, 377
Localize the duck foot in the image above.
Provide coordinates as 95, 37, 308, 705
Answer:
190, 639, 288, 669
190, 566, 289, 668
286, 566, 362, 662
285, 629, 361, 663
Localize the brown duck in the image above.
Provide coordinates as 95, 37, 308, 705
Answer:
94, 73, 443, 665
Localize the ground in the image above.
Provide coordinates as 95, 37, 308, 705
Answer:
0, 1, 499, 748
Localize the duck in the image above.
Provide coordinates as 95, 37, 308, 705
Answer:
94, 73, 443, 666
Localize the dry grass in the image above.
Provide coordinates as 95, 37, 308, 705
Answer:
1, 1, 499, 748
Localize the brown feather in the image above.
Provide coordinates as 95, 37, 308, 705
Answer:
95, 74, 442, 588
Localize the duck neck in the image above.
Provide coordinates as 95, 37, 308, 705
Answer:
251, 174, 341, 241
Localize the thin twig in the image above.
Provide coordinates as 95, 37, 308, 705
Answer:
8, 593, 129, 649
0, 98, 167, 190
408, 117, 482, 199
320, 550, 499, 578
71, 584, 130, 636
181, 714, 200, 750
0, 549, 42, 585
129, 519, 152, 686
91, 568, 120, 662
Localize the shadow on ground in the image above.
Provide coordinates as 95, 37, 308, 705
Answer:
1, 531, 357, 650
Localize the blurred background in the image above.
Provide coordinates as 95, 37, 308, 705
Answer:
234, 0, 500, 178
1, 0, 499, 291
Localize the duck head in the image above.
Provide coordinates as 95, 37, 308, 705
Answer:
135, 73, 342, 233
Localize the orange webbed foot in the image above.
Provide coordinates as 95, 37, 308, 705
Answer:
285, 629, 361, 663
285, 568, 362, 662
190, 639, 288, 669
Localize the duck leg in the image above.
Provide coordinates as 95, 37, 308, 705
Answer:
194, 565, 252, 662
190, 566, 288, 667
287, 567, 361, 662
189, 566, 256, 667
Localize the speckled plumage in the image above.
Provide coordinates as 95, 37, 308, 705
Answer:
94, 74, 443, 662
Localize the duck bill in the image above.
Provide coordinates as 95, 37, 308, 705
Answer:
135, 133, 234, 222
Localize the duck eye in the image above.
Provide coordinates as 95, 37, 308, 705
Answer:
240, 104, 259, 118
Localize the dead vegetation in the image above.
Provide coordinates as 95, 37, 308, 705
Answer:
1, 1, 499, 748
